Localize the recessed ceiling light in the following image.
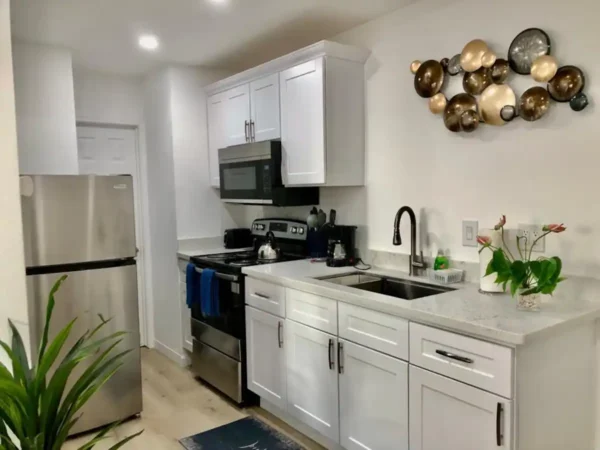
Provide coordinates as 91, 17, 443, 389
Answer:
207, 0, 229, 5
138, 34, 159, 51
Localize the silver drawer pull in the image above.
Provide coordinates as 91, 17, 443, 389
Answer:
253, 292, 270, 300
435, 349, 474, 364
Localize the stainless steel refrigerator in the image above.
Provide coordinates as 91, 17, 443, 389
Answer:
20, 175, 143, 435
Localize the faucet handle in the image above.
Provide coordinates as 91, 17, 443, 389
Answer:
413, 251, 427, 269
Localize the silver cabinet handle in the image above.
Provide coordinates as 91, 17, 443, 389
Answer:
253, 292, 270, 300
245, 120, 250, 142
328, 339, 335, 370
436, 350, 474, 364
278, 321, 283, 348
338, 342, 344, 374
250, 120, 256, 141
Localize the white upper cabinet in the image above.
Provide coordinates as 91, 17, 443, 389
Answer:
205, 40, 369, 188
410, 365, 512, 450
207, 92, 227, 187
280, 58, 326, 186
223, 84, 251, 147
250, 73, 281, 142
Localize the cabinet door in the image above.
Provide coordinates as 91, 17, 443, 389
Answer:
250, 73, 280, 142
224, 84, 251, 147
245, 306, 286, 410
280, 58, 326, 186
410, 366, 512, 450
339, 340, 408, 450
207, 92, 227, 187
286, 319, 339, 442
180, 280, 193, 352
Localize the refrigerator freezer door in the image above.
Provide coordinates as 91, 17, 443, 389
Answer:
27, 263, 142, 434
21, 175, 136, 267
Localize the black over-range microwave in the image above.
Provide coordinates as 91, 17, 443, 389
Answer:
218, 141, 319, 206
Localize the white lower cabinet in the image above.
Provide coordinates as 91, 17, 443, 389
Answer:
339, 339, 409, 450
245, 306, 287, 410
285, 319, 340, 442
409, 365, 512, 450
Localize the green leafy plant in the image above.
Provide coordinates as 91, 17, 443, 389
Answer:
478, 216, 567, 297
0, 275, 143, 450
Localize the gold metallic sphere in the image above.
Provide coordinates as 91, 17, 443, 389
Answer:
531, 55, 559, 82
410, 60, 422, 74
479, 84, 517, 126
460, 39, 489, 73
429, 93, 447, 114
481, 51, 497, 69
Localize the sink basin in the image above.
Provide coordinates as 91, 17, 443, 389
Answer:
318, 272, 456, 300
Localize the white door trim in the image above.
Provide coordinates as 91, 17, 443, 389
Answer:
76, 122, 153, 347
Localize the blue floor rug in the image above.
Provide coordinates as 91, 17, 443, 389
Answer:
179, 416, 305, 450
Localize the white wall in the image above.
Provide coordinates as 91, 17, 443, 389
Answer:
12, 41, 78, 174
143, 68, 182, 361
169, 67, 236, 239
0, 0, 29, 363
332, 0, 599, 276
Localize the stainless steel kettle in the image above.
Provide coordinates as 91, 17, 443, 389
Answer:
258, 231, 281, 261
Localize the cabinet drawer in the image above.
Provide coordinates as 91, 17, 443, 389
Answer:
286, 289, 337, 335
410, 323, 513, 398
339, 303, 408, 360
245, 278, 285, 317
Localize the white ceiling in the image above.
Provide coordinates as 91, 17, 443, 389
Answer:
10, 0, 413, 75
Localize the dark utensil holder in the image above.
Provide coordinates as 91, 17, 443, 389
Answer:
307, 229, 329, 258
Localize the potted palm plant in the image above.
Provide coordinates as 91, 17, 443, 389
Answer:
0, 275, 143, 449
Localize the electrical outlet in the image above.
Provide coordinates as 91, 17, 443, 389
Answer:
518, 224, 546, 253
462, 220, 479, 247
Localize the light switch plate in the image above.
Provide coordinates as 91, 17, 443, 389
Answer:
462, 220, 479, 247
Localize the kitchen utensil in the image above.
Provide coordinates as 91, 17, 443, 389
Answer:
257, 231, 281, 261
307, 207, 319, 230
317, 209, 327, 229
508, 28, 551, 75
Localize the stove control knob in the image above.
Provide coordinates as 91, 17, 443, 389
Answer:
291, 227, 297, 234
298, 227, 305, 235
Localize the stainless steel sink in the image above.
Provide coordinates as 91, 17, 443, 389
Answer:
318, 272, 456, 300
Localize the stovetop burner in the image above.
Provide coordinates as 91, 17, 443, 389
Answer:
192, 250, 306, 272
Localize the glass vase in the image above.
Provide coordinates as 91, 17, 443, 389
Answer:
517, 290, 541, 312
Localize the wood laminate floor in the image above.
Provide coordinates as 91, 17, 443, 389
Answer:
64, 348, 323, 450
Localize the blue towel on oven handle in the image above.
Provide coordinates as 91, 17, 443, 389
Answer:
200, 268, 219, 317
186, 263, 200, 309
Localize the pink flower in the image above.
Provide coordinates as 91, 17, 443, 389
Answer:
543, 224, 566, 233
494, 215, 507, 231
477, 236, 492, 247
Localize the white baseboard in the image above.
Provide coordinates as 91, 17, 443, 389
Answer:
154, 340, 188, 367
260, 399, 343, 450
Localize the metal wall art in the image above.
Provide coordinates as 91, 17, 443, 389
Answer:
411, 28, 591, 133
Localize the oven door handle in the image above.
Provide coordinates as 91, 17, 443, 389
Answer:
194, 267, 238, 282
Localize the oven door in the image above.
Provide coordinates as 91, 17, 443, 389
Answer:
219, 158, 273, 204
190, 269, 245, 343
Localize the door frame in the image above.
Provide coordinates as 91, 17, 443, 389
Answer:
76, 122, 152, 347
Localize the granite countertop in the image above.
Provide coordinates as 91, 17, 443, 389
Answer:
177, 236, 252, 260
242, 260, 600, 346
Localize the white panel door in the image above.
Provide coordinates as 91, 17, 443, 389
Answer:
207, 92, 227, 187
410, 366, 512, 450
224, 84, 251, 147
250, 73, 280, 142
286, 319, 339, 442
245, 306, 286, 410
280, 58, 326, 186
339, 340, 409, 450
76, 126, 147, 346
